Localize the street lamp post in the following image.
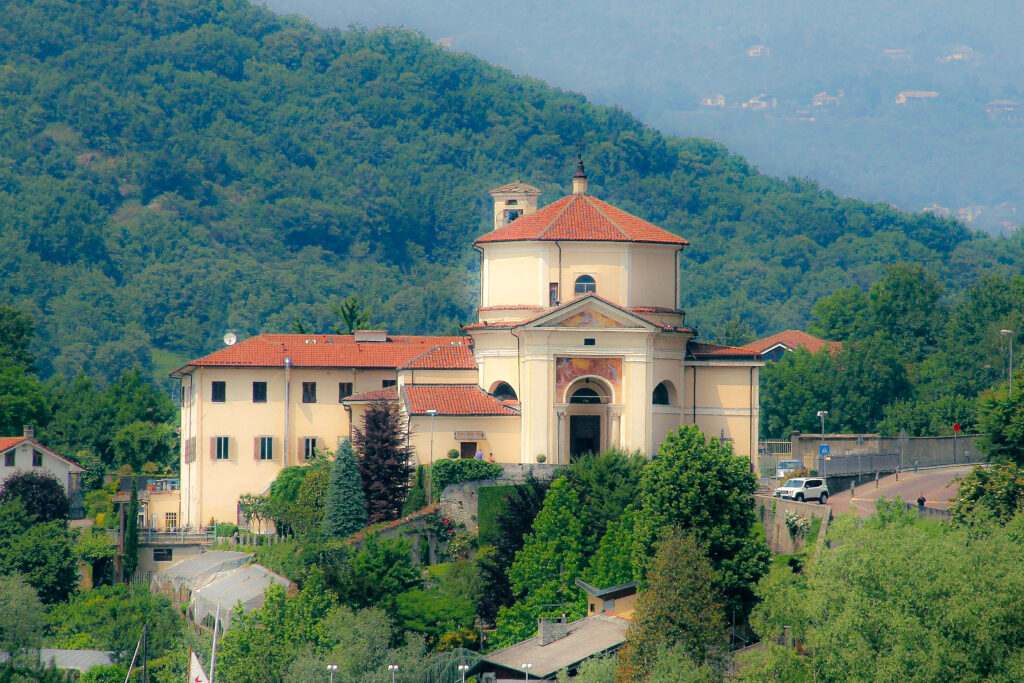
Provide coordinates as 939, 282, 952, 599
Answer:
1001, 329, 1013, 398
425, 409, 438, 503
522, 663, 533, 681
388, 664, 399, 683
326, 664, 337, 683
457, 664, 470, 683
816, 410, 828, 442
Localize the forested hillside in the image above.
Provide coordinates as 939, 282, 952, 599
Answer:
1, 0, 1022, 385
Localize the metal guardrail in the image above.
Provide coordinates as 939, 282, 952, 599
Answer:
904, 502, 953, 521
106, 527, 216, 544
817, 452, 899, 477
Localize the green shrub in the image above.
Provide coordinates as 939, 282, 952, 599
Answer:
429, 460, 503, 500
215, 523, 238, 538
447, 448, 459, 459
402, 486, 427, 516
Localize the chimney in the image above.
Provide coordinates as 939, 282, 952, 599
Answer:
538, 615, 569, 645
23, 425, 34, 438
572, 158, 588, 195
354, 329, 388, 343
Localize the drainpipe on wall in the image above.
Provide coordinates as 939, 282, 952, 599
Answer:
284, 357, 291, 467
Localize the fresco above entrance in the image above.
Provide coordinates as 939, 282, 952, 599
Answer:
555, 357, 622, 399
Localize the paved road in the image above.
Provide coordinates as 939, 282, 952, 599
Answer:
824, 465, 980, 518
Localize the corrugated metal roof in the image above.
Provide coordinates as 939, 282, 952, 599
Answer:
476, 612, 629, 679
191, 564, 290, 630
151, 550, 250, 591
0, 649, 114, 672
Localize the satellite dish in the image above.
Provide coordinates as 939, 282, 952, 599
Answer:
223, 332, 237, 346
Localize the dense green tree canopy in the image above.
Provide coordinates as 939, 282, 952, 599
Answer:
744, 502, 1024, 681
0, 0, 1014, 386
615, 532, 727, 682
638, 426, 770, 617
0, 471, 69, 524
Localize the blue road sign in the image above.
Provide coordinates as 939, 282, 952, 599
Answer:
819, 444, 830, 456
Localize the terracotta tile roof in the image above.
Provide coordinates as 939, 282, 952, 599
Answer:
474, 194, 688, 246
490, 181, 541, 195
0, 436, 27, 451
399, 343, 477, 370
741, 330, 841, 355
688, 341, 762, 360
403, 385, 520, 416
174, 334, 468, 373
344, 386, 398, 402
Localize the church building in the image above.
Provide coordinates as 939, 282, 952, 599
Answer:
172, 165, 762, 527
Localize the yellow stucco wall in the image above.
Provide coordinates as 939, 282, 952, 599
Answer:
180, 365, 399, 525
683, 364, 760, 457
627, 246, 679, 309
397, 368, 478, 386
479, 240, 680, 316
408, 415, 521, 465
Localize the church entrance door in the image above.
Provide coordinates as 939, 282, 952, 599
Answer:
570, 415, 601, 461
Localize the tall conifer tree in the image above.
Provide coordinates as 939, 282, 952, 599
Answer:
324, 439, 369, 538
353, 402, 413, 523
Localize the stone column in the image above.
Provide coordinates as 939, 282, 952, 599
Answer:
608, 406, 623, 450
556, 406, 568, 464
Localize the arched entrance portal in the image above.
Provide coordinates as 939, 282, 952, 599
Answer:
565, 378, 611, 462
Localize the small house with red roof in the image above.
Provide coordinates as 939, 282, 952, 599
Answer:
0, 425, 85, 517
741, 330, 841, 362
170, 165, 763, 528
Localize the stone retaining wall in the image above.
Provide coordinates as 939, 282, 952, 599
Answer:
755, 494, 832, 555
440, 463, 563, 533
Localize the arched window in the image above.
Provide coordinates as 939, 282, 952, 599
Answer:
574, 275, 596, 295
492, 382, 518, 401
570, 387, 602, 404
652, 381, 676, 406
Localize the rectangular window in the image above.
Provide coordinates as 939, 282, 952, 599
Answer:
211, 381, 226, 402
382, 379, 397, 388
165, 512, 177, 529
215, 436, 230, 460
185, 437, 196, 464
252, 381, 267, 403
339, 382, 353, 401
584, 338, 596, 346
153, 548, 173, 562
302, 382, 317, 403
3, 452, 13, 467
303, 437, 318, 460
259, 437, 274, 460
32, 450, 42, 467
549, 282, 559, 307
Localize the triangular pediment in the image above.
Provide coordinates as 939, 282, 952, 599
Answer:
520, 296, 653, 331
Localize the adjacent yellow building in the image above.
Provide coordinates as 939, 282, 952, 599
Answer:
172, 165, 762, 527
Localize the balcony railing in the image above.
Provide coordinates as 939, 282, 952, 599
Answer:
106, 527, 215, 545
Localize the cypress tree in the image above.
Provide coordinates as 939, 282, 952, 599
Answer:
123, 481, 139, 581
353, 402, 414, 523
323, 439, 368, 538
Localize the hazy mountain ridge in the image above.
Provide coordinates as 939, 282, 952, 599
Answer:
267, 0, 1024, 233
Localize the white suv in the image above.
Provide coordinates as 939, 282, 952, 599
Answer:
774, 478, 829, 504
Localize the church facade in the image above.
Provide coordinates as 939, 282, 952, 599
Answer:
172, 166, 762, 527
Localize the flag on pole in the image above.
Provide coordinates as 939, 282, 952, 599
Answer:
189, 651, 210, 683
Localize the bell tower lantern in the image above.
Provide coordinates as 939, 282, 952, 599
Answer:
489, 182, 542, 230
